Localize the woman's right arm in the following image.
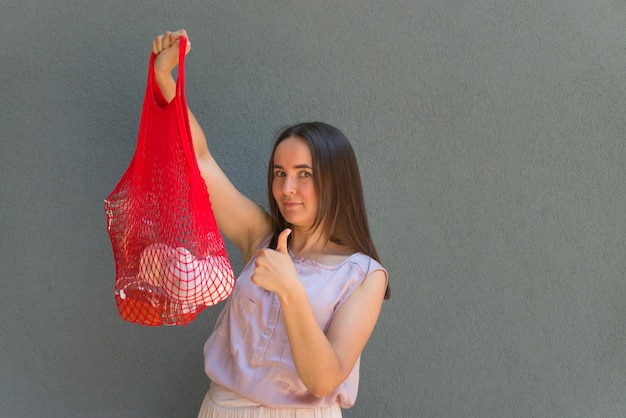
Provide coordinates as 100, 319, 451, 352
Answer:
151, 30, 271, 261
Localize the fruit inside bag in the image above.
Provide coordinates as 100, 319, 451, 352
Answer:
112, 243, 235, 326
138, 243, 234, 306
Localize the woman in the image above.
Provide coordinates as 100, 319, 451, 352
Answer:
151, 30, 389, 417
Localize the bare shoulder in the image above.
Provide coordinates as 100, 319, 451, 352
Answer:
243, 214, 273, 263
353, 268, 388, 305
324, 267, 387, 372
329, 267, 387, 332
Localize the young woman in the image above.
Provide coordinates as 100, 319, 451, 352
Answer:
151, 30, 389, 418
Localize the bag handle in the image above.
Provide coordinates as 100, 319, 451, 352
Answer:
174, 37, 195, 159
143, 36, 196, 174
175, 36, 187, 100
147, 36, 188, 106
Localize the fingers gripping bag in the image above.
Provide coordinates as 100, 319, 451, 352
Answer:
104, 37, 235, 326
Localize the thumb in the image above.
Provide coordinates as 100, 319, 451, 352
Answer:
275, 228, 292, 254
177, 37, 192, 55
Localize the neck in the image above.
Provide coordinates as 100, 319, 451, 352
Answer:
289, 226, 327, 253
288, 226, 353, 259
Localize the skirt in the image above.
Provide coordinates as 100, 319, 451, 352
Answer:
197, 383, 343, 418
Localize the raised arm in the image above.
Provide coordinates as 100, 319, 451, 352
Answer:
150, 30, 271, 261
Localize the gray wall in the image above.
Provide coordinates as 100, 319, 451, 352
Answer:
2, 1, 625, 417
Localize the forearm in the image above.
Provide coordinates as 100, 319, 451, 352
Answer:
154, 71, 176, 102
279, 287, 346, 397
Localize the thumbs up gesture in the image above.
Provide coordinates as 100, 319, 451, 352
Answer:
252, 229, 298, 296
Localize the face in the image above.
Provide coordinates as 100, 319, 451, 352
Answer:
272, 136, 318, 229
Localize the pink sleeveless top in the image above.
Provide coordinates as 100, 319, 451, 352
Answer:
203, 237, 386, 409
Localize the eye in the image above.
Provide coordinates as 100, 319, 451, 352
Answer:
299, 171, 312, 178
274, 170, 286, 177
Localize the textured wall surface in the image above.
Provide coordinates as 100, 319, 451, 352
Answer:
2, 1, 625, 417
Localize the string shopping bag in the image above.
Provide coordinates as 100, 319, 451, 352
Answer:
104, 37, 235, 326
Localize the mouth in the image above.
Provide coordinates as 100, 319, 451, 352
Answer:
281, 201, 302, 208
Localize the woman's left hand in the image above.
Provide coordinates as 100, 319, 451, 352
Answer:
251, 229, 299, 297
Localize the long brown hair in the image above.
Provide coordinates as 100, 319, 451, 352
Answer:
267, 122, 389, 299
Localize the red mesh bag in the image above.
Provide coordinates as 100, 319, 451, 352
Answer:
104, 37, 234, 326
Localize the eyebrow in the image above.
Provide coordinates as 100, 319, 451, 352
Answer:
273, 164, 313, 169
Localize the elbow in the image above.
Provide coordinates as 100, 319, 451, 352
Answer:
307, 381, 340, 399
298, 358, 350, 398
302, 362, 350, 398
310, 387, 334, 399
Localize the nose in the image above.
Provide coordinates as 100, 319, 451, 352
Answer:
282, 175, 296, 195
